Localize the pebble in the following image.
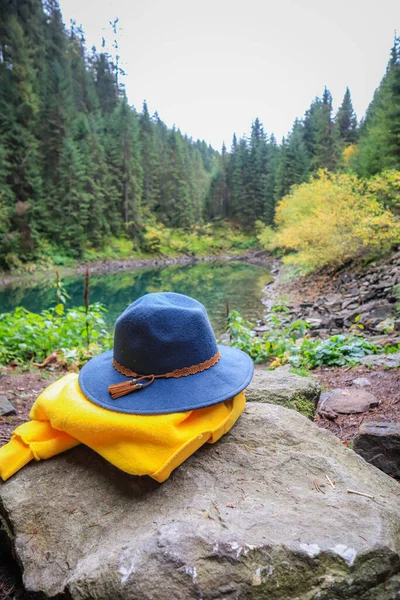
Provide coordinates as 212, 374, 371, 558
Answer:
0, 395, 17, 416
352, 377, 372, 387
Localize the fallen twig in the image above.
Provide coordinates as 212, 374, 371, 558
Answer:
347, 489, 374, 499
313, 479, 325, 494
31, 350, 60, 368
325, 474, 335, 489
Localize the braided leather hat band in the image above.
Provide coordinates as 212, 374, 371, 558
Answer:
109, 351, 221, 399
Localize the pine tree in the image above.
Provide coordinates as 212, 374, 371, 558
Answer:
335, 87, 358, 144
91, 48, 118, 115
0, 2, 43, 262
275, 120, 310, 201
355, 37, 400, 176
206, 143, 229, 220
264, 134, 279, 223
313, 87, 336, 171
139, 101, 160, 212
303, 97, 321, 163
106, 97, 143, 233
248, 118, 269, 221
163, 129, 193, 227
226, 133, 242, 220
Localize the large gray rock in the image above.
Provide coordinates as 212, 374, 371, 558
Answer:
1, 403, 400, 600
360, 352, 400, 368
246, 364, 320, 417
354, 422, 400, 479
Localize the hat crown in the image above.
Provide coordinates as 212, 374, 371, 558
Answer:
113, 293, 218, 376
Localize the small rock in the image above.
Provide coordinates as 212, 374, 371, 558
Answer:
0, 395, 16, 416
319, 388, 379, 414
306, 318, 322, 330
354, 422, 400, 479
352, 377, 372, 387
369, 304, 394, 321
361, 352, 400, 368
333, 316, 345, 327
342, 301, 359, 311
254, 325, 268, 334
324, 301, 343, 313
218, 333, 230, 344
325, 293, 342, 303
347, 286, 360, 296
299, 301, 313, 309
340, 273, 353, 283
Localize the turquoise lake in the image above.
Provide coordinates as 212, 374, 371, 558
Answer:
0, 261, 272, 335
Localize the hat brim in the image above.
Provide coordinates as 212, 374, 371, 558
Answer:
78, 345, 254, 415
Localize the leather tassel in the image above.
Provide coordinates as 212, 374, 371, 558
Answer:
108, 379, 143, 399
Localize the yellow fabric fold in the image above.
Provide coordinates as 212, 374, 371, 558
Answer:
0, 373, 245, 483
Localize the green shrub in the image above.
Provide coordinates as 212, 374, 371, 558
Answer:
0, 304, 112, 367
226, 308, 379, 369
271, 170, 400, 272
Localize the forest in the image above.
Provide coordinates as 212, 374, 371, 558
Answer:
1, 0, 400, 271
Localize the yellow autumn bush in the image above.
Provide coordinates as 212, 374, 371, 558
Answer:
270, 170, 400, 271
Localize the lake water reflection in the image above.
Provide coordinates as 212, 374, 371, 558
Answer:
0, 261, 272, 335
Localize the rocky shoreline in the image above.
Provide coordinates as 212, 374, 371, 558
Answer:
260, 251, 400, 340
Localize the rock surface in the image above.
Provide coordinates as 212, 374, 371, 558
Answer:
354, 421, 400, 479
246, 364, 320, 417
1, 403, 400, 600
0, 395, 16, 416
319, 388, 380, 414
360, 352, 400, 368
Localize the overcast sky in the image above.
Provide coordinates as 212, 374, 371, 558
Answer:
59, 0, 399, 150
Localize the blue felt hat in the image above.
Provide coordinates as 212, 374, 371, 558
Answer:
79, 292, 254, 414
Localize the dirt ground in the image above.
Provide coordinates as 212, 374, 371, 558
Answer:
313, 364, 400, 442
0, 369, 57, 446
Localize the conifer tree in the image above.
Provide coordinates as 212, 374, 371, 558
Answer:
139, 101, 160, 212
0, 3, 43, 261
206, 143, 229, 219
313, 87, 336, 171
106, 96, 143, 232
275, 120, 310, 201
163, 129, 193, 227
354, 37, 400, 176
227, 133, 242, 220
335, 87, 358, 144
264, 134, 279, 224
248, 118, 269, 221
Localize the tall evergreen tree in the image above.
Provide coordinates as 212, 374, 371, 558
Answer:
163, 129, 193, 227
0, 1, 43, 262
275, 120, 310, 201
355, 37, 400, 176
139, 101, 160, 212
335, 87, 358, 144
313, 87, 336, 171
106, 96, 143, 231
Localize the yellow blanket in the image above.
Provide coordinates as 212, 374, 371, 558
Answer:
0, 374, 245, 483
